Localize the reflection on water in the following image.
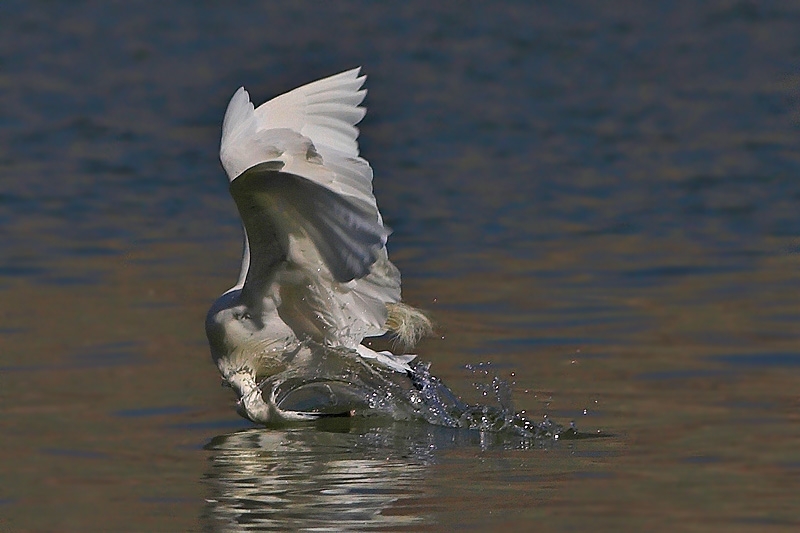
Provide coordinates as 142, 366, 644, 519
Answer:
202, 419, 569, 532
203, 425, 430, 531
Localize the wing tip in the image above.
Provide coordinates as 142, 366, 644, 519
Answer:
221, 86, 254, 138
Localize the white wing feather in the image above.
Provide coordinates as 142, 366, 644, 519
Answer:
219, 68, 401, 344
252, 68, 366, 159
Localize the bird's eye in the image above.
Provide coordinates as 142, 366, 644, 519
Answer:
233, 311, 251, 321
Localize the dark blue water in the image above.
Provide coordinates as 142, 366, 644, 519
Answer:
3, 1, 799, 277
1, 1, 800, 531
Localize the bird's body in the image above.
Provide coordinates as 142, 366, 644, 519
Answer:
205, 69, 430, 424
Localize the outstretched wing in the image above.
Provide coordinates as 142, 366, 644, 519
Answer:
229, 161, 389, 292
219, 68, 401, 342
221, 67, 370, 192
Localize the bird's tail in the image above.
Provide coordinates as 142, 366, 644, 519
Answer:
385, 302, 433, 349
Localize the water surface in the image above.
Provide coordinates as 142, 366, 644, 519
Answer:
1, 1, 799, 531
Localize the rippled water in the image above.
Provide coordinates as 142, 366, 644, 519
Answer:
2, 1, 800, 531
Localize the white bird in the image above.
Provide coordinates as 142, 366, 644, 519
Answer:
205, 68, 431, 424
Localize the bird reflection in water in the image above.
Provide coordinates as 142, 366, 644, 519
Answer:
202, 423, 432, 531
202, 419, 566, 531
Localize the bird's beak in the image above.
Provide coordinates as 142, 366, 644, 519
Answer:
228, 372, 272, 423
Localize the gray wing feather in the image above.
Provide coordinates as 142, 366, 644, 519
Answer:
229, 162, 389, 301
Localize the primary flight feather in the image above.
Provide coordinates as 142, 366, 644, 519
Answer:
206, 68, 431, 423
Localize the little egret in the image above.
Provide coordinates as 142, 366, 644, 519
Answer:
205, 68, 431, 424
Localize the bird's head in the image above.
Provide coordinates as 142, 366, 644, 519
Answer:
205, 289, 263, 362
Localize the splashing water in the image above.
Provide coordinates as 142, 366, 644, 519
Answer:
255, 341, 578, 440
